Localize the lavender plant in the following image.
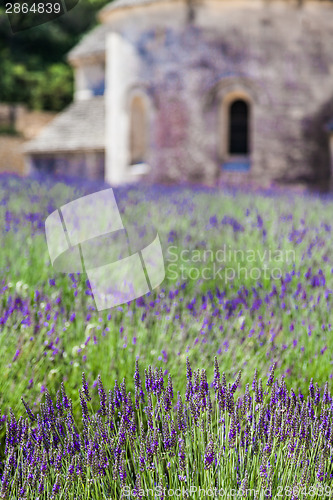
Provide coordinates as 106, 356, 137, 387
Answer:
2, 175, 333, 420
1, 358, 333, 499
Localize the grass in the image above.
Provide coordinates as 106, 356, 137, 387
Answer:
1, 175, 333, 497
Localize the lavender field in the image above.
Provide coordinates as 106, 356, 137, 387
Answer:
1, 175, 333, 498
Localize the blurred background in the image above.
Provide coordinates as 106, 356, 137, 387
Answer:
1, 0, 333, 188
0, 0, 107, 173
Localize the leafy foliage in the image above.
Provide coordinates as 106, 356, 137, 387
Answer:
0, 0, 111, 110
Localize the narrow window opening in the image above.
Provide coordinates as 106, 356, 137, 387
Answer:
228, 99, 249, 155
129, 95, 147, 165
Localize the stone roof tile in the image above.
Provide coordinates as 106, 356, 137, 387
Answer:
24, 97, 105, 154
67, 24, 111, 61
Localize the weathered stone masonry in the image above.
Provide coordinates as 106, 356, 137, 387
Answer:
26, 0, 333, 189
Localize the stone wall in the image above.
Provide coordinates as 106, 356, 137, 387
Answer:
330, 135, 333, 188
105, 0, 333, 188
0, 104, 56, 175
0, 104, 56, 139
28, 151, 105, 180
0, 136, 26, 175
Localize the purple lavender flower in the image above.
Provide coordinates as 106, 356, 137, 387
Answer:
267, 362, 277, 387
82, 372, 91, 402
98, 375, 107, 416
204, 439, 215, 469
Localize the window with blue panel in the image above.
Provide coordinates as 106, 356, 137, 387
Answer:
223, 98, 251, 172
92, 79, 105, 96
223, 160, 250, 172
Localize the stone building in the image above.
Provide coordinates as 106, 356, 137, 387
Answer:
328, 120, 333, 179
25, 0, 333, 188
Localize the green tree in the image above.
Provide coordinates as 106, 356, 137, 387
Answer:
0, 0, 112, 110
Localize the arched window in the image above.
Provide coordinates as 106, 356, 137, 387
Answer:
129, 95, 147, 165
228, 99, 249, 155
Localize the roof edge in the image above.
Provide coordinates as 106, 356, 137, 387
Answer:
98, 0, 182, 22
